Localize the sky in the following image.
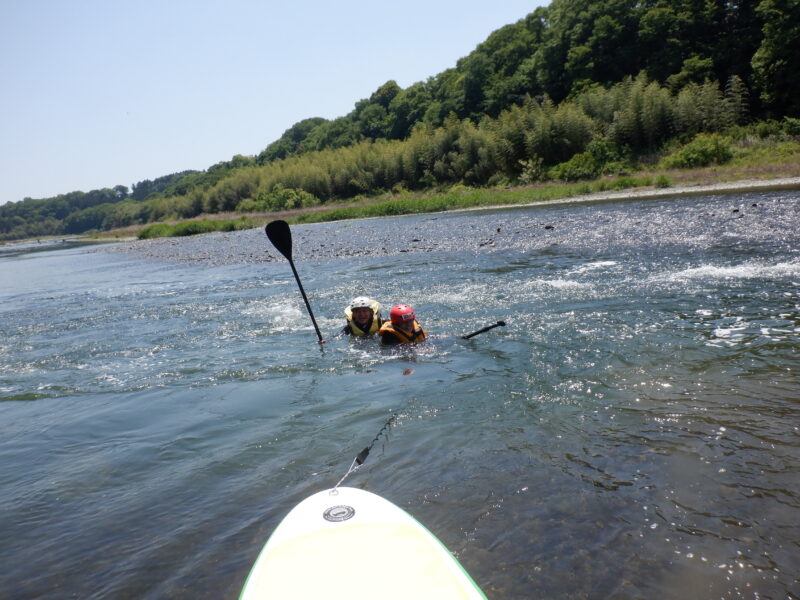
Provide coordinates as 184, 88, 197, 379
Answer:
0, 0, 548, 205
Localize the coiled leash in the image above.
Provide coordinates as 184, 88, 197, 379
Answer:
333, 413, 397, 491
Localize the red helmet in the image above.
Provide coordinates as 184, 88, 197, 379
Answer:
390, 304, 415, 325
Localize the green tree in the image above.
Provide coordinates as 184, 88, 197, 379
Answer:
752, 0, 800, 116
725, 75, 750, 126
460, 52, 491, 118
388, 82, 433, 139
299, 117, 361, 152
369, 80, 401, 108
637, 6, 686, 82
666, 55, 715, 89
357, 104, 391, 139
256, 117, 327, 164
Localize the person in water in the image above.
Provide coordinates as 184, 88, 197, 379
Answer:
342, 296, 383, 337
378, 304, 426, 345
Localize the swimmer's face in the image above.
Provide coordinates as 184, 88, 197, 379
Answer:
396, 319, 415, 332
352, 306, 373, 324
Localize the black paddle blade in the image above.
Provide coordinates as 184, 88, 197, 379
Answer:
265, 220, 292, 260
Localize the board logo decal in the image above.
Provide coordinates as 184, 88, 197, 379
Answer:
323, 505, 355, 522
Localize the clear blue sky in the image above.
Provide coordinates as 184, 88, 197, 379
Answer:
0, 1, 547, 205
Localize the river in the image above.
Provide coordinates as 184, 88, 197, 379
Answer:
1, 190, 798, 599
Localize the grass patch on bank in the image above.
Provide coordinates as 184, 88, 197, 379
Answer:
291, 176, 659, 225
138, 217, 258, 239
730, 140, 800, 168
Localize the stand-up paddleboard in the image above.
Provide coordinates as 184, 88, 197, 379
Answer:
240, 486, 487, 599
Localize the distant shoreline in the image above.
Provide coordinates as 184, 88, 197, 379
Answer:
477, 176, 800, 213
96, 178, 800, 267
7, 175, 800, 248
325, 176, 800, 222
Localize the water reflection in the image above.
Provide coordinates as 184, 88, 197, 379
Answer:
1, 190, 799, 598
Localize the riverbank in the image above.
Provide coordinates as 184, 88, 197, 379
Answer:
504, 175, 800, 209
99, 176, 800, 267
104, 156, 800, 237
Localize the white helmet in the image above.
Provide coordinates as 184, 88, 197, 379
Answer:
350, 296, 374, 310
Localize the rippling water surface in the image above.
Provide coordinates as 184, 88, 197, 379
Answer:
1, 191, 799, 599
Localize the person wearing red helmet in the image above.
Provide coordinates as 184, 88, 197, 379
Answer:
378, 304, 426, 345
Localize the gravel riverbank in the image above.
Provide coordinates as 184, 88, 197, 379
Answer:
98, 177, 800, 266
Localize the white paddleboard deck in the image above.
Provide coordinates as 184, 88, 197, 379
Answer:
240, 486, 486, 599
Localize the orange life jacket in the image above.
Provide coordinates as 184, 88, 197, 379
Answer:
378, 321, 426, 344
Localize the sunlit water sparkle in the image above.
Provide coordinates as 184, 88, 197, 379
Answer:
1, 190, 798, 599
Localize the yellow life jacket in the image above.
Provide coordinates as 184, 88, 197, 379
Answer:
378, 321, 426, 344
344, 300, 382, 336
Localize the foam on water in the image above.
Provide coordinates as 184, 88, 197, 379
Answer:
2, 190, 800, 600
568, 260, 619, 274
661, 260, 800, 282
241, 298, 304, 329
518, 277, 593, 293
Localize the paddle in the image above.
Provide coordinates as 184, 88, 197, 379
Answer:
461, 320, 506, 339
265, 220, 325, 344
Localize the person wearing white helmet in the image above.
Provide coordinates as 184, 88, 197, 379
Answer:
342, 296, 383, 337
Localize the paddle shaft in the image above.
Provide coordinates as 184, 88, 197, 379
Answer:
286, 257, 325, 344
265, 221, 325, 344
461, 320, 506, 339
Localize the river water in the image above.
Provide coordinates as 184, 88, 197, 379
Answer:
1, 190, 798, 599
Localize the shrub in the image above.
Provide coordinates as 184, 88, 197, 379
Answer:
171, 221, 218, 236
519, 156, 546, 183
607, 176, 640, 190
782, 117, 800, 137
137, 224, 171, 239
659, 133, 733, 168
548, 136, 628, 181
549, 152, 599, 181
236, 184, 320, 212
137, 217, 257, 239
753, 120, 783, 139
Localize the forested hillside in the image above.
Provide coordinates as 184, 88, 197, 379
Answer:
3, 0, 799, 241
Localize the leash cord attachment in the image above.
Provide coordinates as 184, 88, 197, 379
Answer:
333, 413, 396, 491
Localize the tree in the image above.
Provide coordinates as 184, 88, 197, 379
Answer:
666, 55, 715, 89
637, 6, 687, 82
369, 80, 401, 108
752, 0, 800, 116
725, 75, 750, 125
256, 117, 328, 164
357, 104, 390, 139
387, 82, 433, 139
460, 52, 491, 118
299, 117, 361, 152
